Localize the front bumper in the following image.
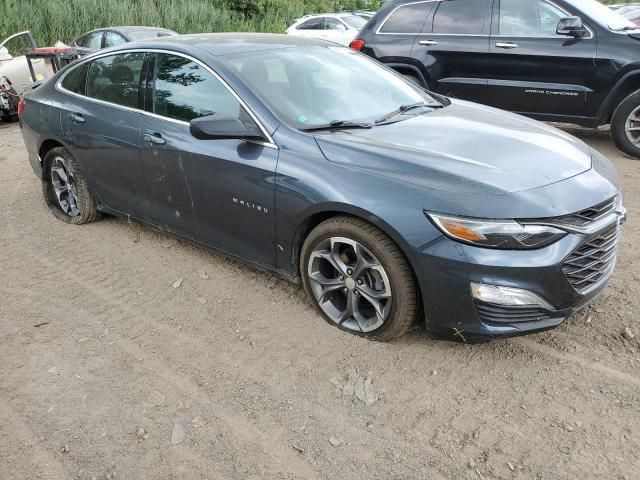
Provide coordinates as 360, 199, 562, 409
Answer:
414, 209, 625, 343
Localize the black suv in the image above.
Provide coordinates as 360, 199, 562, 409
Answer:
352, 0, 640, 158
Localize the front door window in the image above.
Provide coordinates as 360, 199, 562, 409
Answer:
499, 0, 568, 37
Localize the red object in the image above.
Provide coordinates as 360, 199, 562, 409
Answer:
17, 99, 26, 116
349, 39, 365, 51
32, 47, 74, 53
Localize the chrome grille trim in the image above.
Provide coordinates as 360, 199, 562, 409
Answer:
560, 197, 617, 227
520, 196, 624, 235
562, 226, 620, 295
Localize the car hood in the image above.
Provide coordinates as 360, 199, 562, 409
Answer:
314, 100, 592, 195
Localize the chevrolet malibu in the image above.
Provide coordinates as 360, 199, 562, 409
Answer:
18, 34, 626, 342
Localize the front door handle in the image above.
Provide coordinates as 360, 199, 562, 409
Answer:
418, 40, 439, 46
69, 113, 85, 124
144, 132, 166, 146
495, 42, 518, 49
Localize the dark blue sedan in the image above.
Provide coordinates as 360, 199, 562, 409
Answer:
18, 34, 626, 342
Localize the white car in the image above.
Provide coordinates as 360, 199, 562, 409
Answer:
0, 31, 48, 120
285, 13, 368, 46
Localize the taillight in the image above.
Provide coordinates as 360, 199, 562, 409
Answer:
17, 99, 26, 116
349, 39, 365, 51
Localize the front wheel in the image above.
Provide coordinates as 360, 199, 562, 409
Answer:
300, 216, 418, 341
610, 89, 640, 159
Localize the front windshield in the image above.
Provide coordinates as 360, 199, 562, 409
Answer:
565, 0, 637, 30
227, 46, 437, 130
341, 15, 368, 30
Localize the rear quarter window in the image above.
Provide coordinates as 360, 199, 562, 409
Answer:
378, 2, 434, 34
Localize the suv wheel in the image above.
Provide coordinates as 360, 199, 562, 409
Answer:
611, 89, 640, 158
300, 216, 418, 341
42, 147, 102, 224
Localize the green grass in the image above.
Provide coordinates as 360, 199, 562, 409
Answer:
0, 0, 377, 46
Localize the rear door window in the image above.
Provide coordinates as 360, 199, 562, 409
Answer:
325, 17, 345, 30
378, 2, 434, 34
297, 18, 325, 30
152, 53, 243, 123
430, 0, 491, 34
77, 32, 103, 49
86, 53, 145, 108
104, 31, 128, 48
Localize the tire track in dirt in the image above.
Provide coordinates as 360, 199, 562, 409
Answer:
3, 234, 445, 480
0, 397, 71, 480
514, 337, 640, 388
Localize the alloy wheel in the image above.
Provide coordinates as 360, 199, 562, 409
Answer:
50, 156, 80, 217
624, 106, 640, 145
307, 236, 392, 332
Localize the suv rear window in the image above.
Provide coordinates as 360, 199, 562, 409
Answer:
431, 0, 491, 34
379, 2, 433, 34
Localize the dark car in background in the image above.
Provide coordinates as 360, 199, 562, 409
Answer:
352, 0, 640, 158
18, 34, 625, 343
72, 26, 177, 55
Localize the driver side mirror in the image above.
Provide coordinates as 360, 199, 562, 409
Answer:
190, 114, 263, 141
556, 16, 589, 38
335, 24, 347, 31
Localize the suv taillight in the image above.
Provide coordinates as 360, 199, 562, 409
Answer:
17, 99, 26, 116
349, 39, 365, 51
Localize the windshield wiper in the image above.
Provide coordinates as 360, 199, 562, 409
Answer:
300, 120, 373, 132
374, 102, 440, 125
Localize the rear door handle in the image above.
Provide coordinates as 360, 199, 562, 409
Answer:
495, 42, 518, 49
418, 40, 439, 46
69, 113, 85, 124
144, 132, 166, 146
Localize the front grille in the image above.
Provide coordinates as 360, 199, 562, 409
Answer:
555, 197, 617, 227
475, 302, 554, 324
562, 226, 620, 294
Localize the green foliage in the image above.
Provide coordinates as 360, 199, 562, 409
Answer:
0, 0, 381, 46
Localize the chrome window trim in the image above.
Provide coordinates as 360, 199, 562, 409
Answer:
376, 0, 439, 35
375, 0, 594, 40
55, 48, 278, 150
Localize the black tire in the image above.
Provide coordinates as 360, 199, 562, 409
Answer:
1, 85, 20, 122
611, 89, 640, 159
42, 147, 102, 224
300, 216, 418, 341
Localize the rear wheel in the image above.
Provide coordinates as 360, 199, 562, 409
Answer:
300, 216, 418, 341
42, 147, 102, 224
610, 89, 640, 159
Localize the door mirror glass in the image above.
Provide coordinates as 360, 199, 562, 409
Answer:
190, 114, 263, 141
556, 16, 588, 37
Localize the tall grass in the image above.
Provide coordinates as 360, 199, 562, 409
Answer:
0, 0, 367, 46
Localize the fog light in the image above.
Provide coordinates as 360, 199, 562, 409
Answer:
470, 282, 553, 309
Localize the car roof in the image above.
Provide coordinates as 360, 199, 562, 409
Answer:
123, 33, 337, 56
296, 12, 361, 20
79, 26, 175, 36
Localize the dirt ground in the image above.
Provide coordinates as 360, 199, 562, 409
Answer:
0, 121, 638, 480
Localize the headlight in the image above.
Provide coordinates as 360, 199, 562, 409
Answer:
426, 212, 566, 249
